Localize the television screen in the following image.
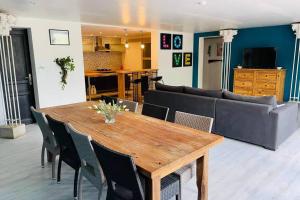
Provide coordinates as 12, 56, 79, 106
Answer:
243, 47, 276, 68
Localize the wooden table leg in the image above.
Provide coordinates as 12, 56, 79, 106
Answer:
117, 73, 126, 99
197, 152, 209, 200
149, 176, 161, 200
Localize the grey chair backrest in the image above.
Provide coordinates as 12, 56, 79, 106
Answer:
142, 103, 169, 121
174, 111, 213, 133
118, 99, 138, 113
67, 124, 105, 189
31, 106, 57, 147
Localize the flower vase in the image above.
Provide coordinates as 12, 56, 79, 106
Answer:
104, 113, 116, 124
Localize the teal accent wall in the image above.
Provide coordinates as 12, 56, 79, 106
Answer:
193, 25, 295, 101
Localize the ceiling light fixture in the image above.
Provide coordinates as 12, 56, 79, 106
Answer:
124, 29, 129, 49
140, 31, 145, 49
125, 43, 129, 48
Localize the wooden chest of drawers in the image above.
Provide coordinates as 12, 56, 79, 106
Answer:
233, 68, 286, 102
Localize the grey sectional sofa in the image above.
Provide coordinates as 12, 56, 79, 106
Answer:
144, 87, 298, 150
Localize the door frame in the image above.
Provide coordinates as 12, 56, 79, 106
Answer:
198, 36, 223, 88
17, 28, 40, 109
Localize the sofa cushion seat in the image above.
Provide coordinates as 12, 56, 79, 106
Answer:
223, 91, 277, 107
183, 86, 223, 98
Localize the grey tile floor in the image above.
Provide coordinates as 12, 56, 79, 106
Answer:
1, 124, 300, 200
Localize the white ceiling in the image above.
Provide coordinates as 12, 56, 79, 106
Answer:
1, 0, 299, 32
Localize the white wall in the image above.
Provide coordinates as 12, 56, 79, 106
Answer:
151, 31, 194, 86
15, 17, 86, 108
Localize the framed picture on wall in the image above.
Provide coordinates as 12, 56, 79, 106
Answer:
173, 34, 183, 50
49, 29, 70, 45
183, 52, 193, 66
160, 33, 171, 49
172, 53, 183, 67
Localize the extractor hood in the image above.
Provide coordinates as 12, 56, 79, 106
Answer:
94, 36, 110, 52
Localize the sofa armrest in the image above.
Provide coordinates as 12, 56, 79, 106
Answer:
267, 103, 298, 150
215, 99, 274, 146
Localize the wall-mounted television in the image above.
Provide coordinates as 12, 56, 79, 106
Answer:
243, 47, 277, 68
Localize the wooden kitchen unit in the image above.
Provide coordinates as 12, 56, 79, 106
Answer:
85, 69, 158, 101
233, 68, 286, 101
117, 69, 158, 99
85, 71, 118, 100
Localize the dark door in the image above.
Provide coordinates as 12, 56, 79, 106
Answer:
10, 29, 35, 124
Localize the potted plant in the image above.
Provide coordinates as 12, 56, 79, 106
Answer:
54, 56, 75, 89
89, 100, 127, 124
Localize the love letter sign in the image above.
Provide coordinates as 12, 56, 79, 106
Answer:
183, 52, 192, 66
160, 33, 171, 49
173, 53, 183, 67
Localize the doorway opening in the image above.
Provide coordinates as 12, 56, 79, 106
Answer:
201, 37, 223, 90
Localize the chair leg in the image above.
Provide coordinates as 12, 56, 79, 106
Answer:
57, 156, 62, 183
51, 154, 56, 180
77, 169, 83, 200
41, 143, 45, 168
74, 169, 79, 199
177, 181, 182, 200
98, 190, 102, 200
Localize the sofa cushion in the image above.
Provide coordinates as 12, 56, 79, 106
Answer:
223, 91, 277, 107
155, 82, 184, 93
183, 86, 223, 98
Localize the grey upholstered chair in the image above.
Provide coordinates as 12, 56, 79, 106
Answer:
118, 99, 138, 113
142, 103, 169, 121
173, 111, 214, 198
67, 124, 105, 200
91, 140, 181, 200
30, 106, 60, 180
174, 111, 213, 132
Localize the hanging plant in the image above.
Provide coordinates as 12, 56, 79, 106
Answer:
54, 56, 75, 89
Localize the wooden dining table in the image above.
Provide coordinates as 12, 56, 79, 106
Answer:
40, 101, 223, 200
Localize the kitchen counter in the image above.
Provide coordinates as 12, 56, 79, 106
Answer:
85, 68, 157, 76
85, 71, 117, 77
85, 68, 159, 100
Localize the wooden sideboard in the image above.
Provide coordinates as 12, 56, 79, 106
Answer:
233, 68, 286, 101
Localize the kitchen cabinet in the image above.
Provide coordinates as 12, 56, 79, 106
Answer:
143, 43, 151, 69
82, 36, 125, 53
82, 36, 95, 52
